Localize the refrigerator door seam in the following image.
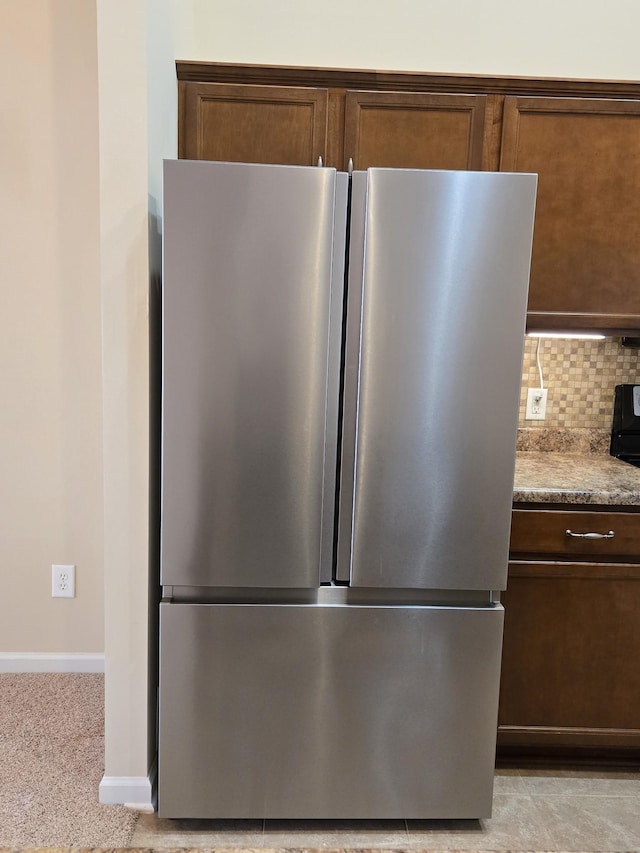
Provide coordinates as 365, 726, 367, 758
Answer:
319, 172, 348, 583
335, 171, 368, 583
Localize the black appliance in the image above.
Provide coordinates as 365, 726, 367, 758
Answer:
610, 384, 640, 466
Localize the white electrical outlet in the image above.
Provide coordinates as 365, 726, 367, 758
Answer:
52, 564, 75, 598
525, 387, 548, 420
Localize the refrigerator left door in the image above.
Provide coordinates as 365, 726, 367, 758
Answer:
161, 161, 347, 589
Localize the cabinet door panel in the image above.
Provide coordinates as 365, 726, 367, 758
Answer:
182, 81, 328, 166
344, 91, 487, 171
501, 96, 640, 332
499, 560, 640, 736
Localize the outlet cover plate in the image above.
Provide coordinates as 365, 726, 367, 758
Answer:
52, 564, 75, 598
525, 387, 548, 420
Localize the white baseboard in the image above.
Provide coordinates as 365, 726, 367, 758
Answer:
0, 652, 105, 673
99, 772, 155, 809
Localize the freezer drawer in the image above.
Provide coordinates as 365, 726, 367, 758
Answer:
158, 601, 504, 819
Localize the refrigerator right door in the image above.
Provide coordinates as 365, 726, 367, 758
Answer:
338, 169, 537, 590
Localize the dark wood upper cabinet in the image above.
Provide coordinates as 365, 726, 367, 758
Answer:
177, 64, 640, 334
181, 82, 328, 166
343, 91, 487, 171
500, 96, 640, 333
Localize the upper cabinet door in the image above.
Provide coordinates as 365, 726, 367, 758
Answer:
181, 81, 328, 165
500, 96, 640, 333
343, 91, 488, 171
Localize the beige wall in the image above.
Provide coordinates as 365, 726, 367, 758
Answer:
0, 1, 103, 654
176, 0, 640, 80
145, 0, 179, 768
98, 0, 178, 788
97, 0, 151, 784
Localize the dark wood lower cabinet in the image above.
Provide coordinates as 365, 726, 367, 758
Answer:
498, 547, 640, 767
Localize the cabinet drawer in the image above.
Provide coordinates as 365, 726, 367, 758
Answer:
510, 509, 640, 559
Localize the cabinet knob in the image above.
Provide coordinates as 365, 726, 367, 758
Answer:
565, 529, 615, 539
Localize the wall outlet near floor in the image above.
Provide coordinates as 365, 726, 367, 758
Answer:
525, 387, 548, 420
52, 564, 75, 598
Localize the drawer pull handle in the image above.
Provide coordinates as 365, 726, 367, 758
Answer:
565, 529, 615, 540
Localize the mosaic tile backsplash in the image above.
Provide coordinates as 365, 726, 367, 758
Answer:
518, 337, 640, 430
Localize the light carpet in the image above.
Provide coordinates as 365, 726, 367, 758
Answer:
0, 673, 138, 847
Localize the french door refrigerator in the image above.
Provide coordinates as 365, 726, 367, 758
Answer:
158, 159, 537, 819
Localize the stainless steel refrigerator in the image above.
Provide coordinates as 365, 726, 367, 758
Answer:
158, 159, 537, 819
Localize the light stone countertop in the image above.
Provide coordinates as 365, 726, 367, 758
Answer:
513, 452, 640, 506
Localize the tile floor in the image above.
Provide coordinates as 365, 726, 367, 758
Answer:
131, 768, 640, 851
